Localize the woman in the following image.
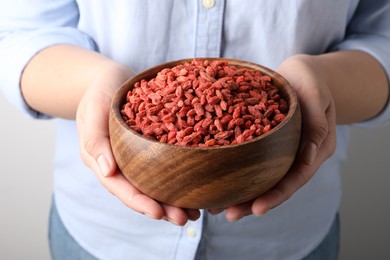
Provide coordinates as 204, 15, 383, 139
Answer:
1, 1, 389, 259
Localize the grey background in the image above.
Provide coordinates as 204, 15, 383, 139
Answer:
1, 92, 389, 260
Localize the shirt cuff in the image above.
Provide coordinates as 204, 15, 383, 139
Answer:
0, 27, 97, 119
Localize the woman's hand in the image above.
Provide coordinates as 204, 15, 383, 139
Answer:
210, 55, 337, 221
21, 44, 200, 226
210, 51, 388, 221
76, 63, 201, 225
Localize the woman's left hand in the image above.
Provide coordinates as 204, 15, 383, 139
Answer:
209, 55, 337, 221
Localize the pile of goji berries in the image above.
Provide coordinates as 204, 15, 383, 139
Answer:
121, 59, 288, 147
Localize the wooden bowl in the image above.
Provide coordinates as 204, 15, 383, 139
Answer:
109, 58, 301, 209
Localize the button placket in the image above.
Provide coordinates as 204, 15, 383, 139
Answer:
173, 211, 204, 259
194, 0, 225, 57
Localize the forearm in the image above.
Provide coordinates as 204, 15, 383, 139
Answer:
298, 51, 389, 124
21, 44, 131, 119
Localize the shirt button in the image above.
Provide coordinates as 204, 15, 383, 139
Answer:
202, 0, 216, 9
186, 227, 197, 238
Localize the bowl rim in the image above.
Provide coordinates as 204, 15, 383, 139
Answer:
110, 57, 299, 150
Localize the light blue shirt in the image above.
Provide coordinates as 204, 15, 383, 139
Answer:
1, 1, 390, 259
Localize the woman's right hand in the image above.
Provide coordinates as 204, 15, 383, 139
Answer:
76, 62, 201, 226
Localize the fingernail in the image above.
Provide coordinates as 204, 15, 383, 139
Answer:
162, 217, 180, 226
304, 142, 317, 165
170, 220, 181, 226
225, 213, 240, 222
227, 216, 240, 222
97, 155, 110, 177
253, 211, 266, 217
144, 212, 156, 219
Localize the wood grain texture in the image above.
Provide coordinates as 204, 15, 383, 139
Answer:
109, 58, 301, 209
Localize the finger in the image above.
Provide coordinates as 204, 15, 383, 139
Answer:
161, 205, 198, 226
86, 144, 166, 220
251, 122, 336, 216
185, 208, 202, 221
207, 208, 225, 215
161, 206, 201, 225
251, 163, 313, 216
298, 91, 331, 166
225, 200, 253, 222
95, 169, 165, 220
322, 102, 337, 158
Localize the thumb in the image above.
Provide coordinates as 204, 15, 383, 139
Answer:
300, 101, 330, 166
77, 92, 117, 177
82, 134, 117, 177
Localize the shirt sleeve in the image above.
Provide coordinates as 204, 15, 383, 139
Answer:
331, 0, 390, 127
0, 1, 97, 119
